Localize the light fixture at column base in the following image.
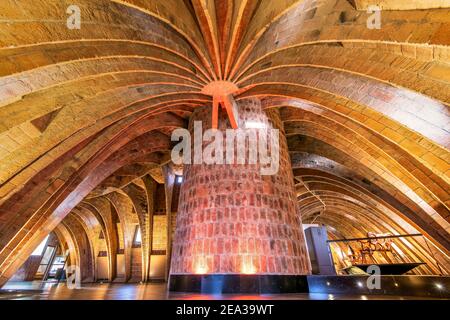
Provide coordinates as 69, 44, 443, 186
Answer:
169, 274, 309, 294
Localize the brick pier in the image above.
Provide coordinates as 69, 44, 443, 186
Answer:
169, 98, 311, 288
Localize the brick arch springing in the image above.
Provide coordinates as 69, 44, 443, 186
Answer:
285, 125, 450, 245
298, 190, 449, 275
0, 129, 173, 286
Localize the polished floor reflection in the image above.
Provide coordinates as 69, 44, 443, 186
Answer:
0, 281, 444, 300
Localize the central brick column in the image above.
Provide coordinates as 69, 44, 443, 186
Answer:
169, 98, 311, 293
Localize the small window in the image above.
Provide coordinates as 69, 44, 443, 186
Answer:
31, 235, 49, 256
133, 226, 142, 247
176, 175, 183, 183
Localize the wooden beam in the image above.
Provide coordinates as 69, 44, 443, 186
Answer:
212, 95, 220, 129
222, 94, 239, 129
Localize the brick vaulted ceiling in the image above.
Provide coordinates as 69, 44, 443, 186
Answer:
0, 0, 449, 283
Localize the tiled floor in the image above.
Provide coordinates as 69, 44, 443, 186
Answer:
0, 281, 443, 300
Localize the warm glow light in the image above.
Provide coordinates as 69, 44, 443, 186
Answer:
435, 283, 443, 290
194, 257, 208, 274
241, 258, 256, 274
195, 265, 208, 274
357, 281, 364, 288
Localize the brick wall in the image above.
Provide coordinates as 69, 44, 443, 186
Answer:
170, 98, 311, 275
